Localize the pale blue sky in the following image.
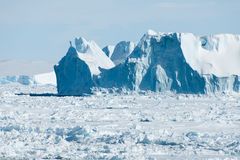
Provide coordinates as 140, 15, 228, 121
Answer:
0, 0, 239, 62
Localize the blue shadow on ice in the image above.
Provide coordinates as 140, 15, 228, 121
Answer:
15, 93, 91, 97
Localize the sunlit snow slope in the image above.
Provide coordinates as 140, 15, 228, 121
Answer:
75, 37, 115, 75
180, 33, 240, 76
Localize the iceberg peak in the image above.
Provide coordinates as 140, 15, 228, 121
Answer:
75, 37, 89, 53
146, 29, 158, 36
66, 46, 78, 57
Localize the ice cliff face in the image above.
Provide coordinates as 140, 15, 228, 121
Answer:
203, 75, 240, 93
54, 47, 94, 95
102, 41, 135, 65
110, 41, 135, 65
180, 33, 240, 93
54, 37, 115, 95
99, 31, 205, 93
55, 30, 240, 95
102, 45, 115, 58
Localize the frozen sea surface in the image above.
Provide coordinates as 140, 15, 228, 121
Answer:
0, 84, 240, 159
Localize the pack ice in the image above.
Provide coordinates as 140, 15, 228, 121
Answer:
55, 30, 240, 95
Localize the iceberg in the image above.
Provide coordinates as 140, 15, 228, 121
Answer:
54, 37, 115, 95
0, 72, 56, 86
55, 30, 240, 95
99, 32, 205, 93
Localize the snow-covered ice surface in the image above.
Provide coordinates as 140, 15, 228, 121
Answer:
180, 33, 240, 76
0, 84, 240, 159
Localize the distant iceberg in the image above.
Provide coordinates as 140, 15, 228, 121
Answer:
0, 72, 56, 86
